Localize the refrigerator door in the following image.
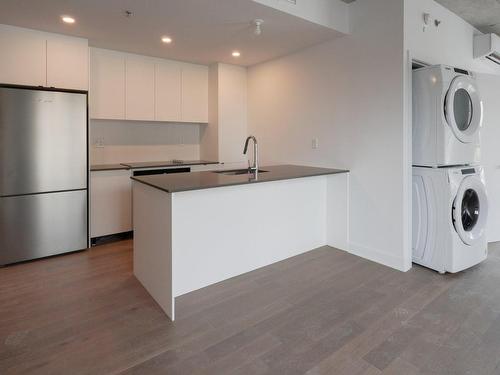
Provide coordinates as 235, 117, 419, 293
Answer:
0, 190, 87, 265
0, 88, 87, 197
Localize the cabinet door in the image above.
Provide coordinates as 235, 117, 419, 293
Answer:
90, 170, 132, 238
125, 56, 155, 121
155, 61, 182, 122
0, 25, 46, 87
90, 48, 126, 119
181, 64, 208, 123
47, 35, 88, 90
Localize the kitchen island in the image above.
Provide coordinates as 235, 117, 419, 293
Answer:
132, 165, 349, 320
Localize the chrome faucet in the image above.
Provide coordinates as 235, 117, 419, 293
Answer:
243, 135, 259, 172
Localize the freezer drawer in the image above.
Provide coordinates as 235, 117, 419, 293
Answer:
0, 88, 87, 196
0, 190, 88, 265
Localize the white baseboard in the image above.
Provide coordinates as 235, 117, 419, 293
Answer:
348, 241, 409, 272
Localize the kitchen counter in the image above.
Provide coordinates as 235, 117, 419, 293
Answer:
90, 164, 130, 171
132, 163, 350, 321
90, 160, 218, 172
131, 164, 349, 193
121, 160, 218, 169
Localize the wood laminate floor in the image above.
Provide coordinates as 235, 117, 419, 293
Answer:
1, 240, 500, 375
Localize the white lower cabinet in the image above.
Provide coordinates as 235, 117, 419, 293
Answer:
90, 170, 132, 238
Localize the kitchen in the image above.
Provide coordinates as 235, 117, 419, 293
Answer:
1, 0, 500, 374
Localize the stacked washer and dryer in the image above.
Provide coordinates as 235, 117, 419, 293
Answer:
412, 65, 489, 273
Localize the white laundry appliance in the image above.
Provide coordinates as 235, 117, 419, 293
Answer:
413, 65, 483, 167
412, 166, 488, 273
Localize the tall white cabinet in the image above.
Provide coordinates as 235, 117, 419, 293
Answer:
200, 63, 248, 166
0, 24, 88, 90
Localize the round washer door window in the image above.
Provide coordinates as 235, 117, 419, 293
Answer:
461, 188, 480, 231
445, 76, 483, 143
453, 88, 473, 131
452, 176, 488, 245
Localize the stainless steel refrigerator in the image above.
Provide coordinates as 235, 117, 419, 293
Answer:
0, 87, 88, 265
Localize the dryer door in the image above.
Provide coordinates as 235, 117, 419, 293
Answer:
445, 76, 483, 144
452, 176, 488, 245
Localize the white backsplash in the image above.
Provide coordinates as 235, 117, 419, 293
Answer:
90, 119, 202, 164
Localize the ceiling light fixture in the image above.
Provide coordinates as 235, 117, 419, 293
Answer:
232, 51, 241, 57
61, 15, 75, 24
161, 36, 172, 44
253, 19, 264, 36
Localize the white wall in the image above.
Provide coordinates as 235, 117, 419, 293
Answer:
90, 120, 201, 164
252, 0, 350, 34
248, 0, 410, 271
477, 74, 500, 242
404, 0, 500, 74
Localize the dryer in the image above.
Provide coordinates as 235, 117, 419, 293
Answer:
412, 166, 488, 273
413, 65, 483, 167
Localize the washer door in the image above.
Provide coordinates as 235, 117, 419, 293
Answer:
445, 76, 483, 143
452, 176, 488, 245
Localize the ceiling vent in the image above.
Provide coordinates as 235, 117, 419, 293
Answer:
474, 33, 500, 65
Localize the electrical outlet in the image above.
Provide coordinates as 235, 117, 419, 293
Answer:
312, 138, 319, 149
94, 137, 105, 148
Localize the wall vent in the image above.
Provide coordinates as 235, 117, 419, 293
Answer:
474, 33, 500, 66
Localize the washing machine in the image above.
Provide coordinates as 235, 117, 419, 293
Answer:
413, 65, 483, 167
412, 166, 488, 273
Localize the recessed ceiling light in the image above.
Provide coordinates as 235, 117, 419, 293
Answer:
161, 36, 172, 44
232, 51, 241, 57
61, 15, 75, 24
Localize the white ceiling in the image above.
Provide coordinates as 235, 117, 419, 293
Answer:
434, 0, 500, 37
0, 0, 343, 67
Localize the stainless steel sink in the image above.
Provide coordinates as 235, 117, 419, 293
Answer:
213, 169, 268, 176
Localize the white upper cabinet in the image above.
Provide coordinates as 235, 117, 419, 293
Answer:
155, 61, 182, 122
126, 56, 155, 121
0, 25, 46, 87
89, 47, 209, 123
47, 35, 88, 90
90, 48, 126, 120
182, 64, 209, 123
0, 24, 88, 90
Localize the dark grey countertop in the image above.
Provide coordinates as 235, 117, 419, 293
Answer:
90, 160, 219, 172
121, 160, 219, 169
131, 165, 349, 193
90, 164, 130, 171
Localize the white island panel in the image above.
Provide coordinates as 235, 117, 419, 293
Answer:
133, 171, 349, 321
133, 182, 174, 320
171, 176, 327, 297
